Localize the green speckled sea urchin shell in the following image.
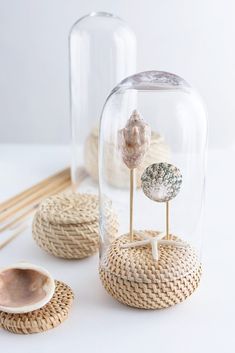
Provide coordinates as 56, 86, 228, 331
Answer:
141, 162, 182, 202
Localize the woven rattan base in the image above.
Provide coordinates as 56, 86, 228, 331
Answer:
33, 192, 118, 259
99, 232, 202, 309
100, 265, 202, 309
0, 280, 74, 334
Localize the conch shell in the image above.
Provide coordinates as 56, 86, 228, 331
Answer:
0, 262, 55, 314
118, 110, 151, 169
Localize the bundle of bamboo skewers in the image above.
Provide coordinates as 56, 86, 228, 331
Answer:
0, 168, 72, 249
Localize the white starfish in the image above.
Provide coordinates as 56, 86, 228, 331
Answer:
121, 232, 188, 261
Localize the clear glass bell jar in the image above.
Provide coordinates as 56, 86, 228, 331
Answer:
69, 12, 136, 192
98, 71, 208, 309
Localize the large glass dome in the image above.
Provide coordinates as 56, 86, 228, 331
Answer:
98, 70, 208, 309
69, 12, 136, 192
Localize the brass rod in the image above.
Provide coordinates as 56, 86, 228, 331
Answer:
0, 175, 70, 223
0, 180, 71, 233
166, 201, 170, 240
0, 224, 28, 250
130, 169, 134, 241
0, 168, 70, 213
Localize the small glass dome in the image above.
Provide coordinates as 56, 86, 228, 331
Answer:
98, 71, 207, 309
69, 12, 136, 192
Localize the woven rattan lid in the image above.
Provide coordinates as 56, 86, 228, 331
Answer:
101, 231, 200, 284
0, 280, 74, 334
32, 192, 118, 259
37, 192, 99, 224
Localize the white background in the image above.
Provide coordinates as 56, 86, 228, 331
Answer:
0, 1, 235, 351
0, 0, 235, 148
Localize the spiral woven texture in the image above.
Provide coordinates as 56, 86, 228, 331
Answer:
0, 280, 74, 334
33, 193, 118, 259
84, 128, 170, 188
99, 232, 202, 309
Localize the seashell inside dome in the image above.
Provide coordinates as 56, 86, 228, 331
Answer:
0, 263, 55, 314
84, 127, 170, 188
141, 162, 182, 202
118, 110, 151, 169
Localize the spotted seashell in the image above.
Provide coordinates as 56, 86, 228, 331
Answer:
118, 110, 151, 169
141, 162, 182, 202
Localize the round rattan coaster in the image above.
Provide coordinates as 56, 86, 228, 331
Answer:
99, 231, 202, 309
0, 280, 74, 334
33, 192, 118, 259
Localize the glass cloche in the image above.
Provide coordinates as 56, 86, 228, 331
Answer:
98, 71, 207, 309
69, 12, 136, 192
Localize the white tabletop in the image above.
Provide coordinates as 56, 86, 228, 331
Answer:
0, 144, 234, 353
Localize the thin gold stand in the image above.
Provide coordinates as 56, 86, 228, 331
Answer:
130, 169, 134, 241
166, 201, 170, 240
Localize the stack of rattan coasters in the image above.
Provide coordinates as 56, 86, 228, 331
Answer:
99, 231, 202, 309
33, 192, 118, 259
0, 280, 74, 334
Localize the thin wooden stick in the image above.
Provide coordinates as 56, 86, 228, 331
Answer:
0, 166, 89, 249
0, 224, 28, 250
130, 169, 134, 241
0, 174, 70, 223
0, 168, 70, 213
0, 179, 71, 233
166, 201, 170, 240
0, 205, 38, 233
